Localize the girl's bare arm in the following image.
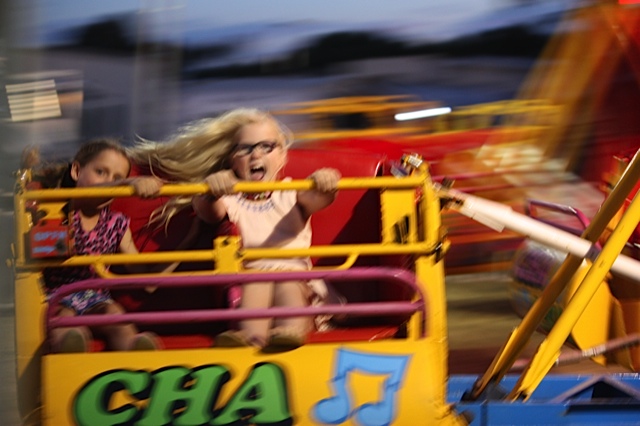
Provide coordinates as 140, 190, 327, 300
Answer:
193, 170, 236, 224
297, 168, 340, 220
127, 176, 165, 198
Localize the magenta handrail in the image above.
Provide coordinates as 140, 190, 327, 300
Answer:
46, 267, 427, 337
524, 198, 591, 235
49, 302, 422, 327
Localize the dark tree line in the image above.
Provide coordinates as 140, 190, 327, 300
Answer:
68, 17, 551, 78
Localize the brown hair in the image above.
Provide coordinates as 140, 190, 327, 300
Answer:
26, 138, 130, 188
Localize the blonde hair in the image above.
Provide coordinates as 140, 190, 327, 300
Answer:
128, 107, 292, 226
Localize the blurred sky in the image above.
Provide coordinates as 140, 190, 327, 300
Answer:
15, 0, 553, 47
37, 0, 504, 26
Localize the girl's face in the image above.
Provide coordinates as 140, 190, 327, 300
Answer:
230, 120, 286, 182
71, 149, 130, 188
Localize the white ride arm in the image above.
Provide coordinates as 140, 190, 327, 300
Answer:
440, 186, 640, 282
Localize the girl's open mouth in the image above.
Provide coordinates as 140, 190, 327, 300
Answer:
250, 166, 266, 181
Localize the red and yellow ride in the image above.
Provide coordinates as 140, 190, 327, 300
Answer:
9, 1, 640, 425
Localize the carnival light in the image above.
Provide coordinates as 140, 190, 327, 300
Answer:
394, 107, 452, 121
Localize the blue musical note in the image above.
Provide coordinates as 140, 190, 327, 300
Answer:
312, 348, 411, 426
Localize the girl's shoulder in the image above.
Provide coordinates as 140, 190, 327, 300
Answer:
102, 208, 130, 229
104, 207, 128, 219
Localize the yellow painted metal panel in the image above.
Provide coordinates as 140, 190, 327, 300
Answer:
14, 272, 47, 423
42, 340, 465, 425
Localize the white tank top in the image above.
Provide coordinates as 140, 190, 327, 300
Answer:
221, 179, 311, 270
221, 178, 333, 323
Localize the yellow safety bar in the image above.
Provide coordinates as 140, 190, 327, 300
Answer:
510, 185, 640, 400
13, 176, 439, 272
468, 149, 640, 400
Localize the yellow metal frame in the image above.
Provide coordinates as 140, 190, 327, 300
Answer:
272, 88, 571, 143
469, 149, 640, 401
14, 177, 438, 274
11, 165, 467, 425
510, 186, 640, 400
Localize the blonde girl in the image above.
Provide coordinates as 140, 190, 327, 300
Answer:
129, 108, 340, 350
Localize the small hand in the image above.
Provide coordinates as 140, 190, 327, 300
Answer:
204, 170, 238, 197
310, 168, 341, 192
132, 176, 164, 198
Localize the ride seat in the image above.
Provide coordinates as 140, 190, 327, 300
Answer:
109, 164, 233, 349
284, 148, 413, 341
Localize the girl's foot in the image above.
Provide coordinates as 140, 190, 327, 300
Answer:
56, 328, 89, 353
263, 327, 305, 353
216, 330, 265, 348
130, 332, 161, 351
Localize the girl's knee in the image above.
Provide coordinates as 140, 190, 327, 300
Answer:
55, 306, 77, 317
102, 301, 126, 315
274, 280, 310, 306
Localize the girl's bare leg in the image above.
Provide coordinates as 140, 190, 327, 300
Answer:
272, 280, 312, 337
238, 281, 274, 346
93, 302, 138, 351
51, 307, 91, 353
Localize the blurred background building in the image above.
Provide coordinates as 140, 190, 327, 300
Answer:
0, 0, 586, 317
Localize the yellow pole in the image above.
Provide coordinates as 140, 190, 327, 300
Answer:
22, 177, 424, 200
509, 188, 640, 400
13, 192, 28, 265
416, 167, 452, 417
468, 149, 640, 400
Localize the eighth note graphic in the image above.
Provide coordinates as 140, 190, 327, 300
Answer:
312, 348, 411, 426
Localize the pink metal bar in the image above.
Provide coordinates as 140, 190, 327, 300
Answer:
526, 199, 591, 228
525, 198, 591, 235
50, 301, 422, 327
46, 267, 427, 336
